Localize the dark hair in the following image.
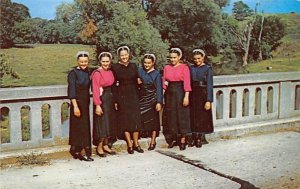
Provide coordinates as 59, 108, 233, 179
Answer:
169, 49, 181, 56
98, 53, 112, 61
143, 54, 155, 63
77, 53, 89, 60
193, 51, 205, 57
117, 46, 130, 55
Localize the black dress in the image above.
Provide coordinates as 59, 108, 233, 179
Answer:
162, 64, 192, 141
190, 64, 214, 134
138, 68, 163, 137
67, 67, 91, 148
111, 63, 142, 134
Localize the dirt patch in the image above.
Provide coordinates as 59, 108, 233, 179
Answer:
261, 171, 300, 189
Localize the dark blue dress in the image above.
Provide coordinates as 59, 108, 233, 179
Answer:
138, 68, 163, 137
67, 67, 91, 147
190, 64, 214, 134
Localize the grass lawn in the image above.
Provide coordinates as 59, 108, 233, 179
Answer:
1, 44, 96, 87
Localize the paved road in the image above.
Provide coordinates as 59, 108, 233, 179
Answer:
1, 131, 300, 189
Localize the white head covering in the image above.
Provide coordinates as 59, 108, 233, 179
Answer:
117, 45, 130, 55
144, 53, 156, 63
170, 48, 182, 58
98, 52, 113, 60
76, 51, 89, 59
192, 49, 205, 57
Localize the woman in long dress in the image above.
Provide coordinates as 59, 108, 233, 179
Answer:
163, 48, 192, 151
138, 54, 163, 151
190, 49, 214, 148
67, 51, 94, 161
91, 52, 117, 157
111, 45, 144, 154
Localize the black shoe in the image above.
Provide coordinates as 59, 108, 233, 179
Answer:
75, 154, 88, 161
201, 135, 209, 145
96, 150, 107, 157
179, 143, 186, 151
195, 140, 202, 148
148, 143, 156, 151
104, 149, 117, 155
133, 146, 144, 153
127, 147, 134, 154
72, 153, 79, 159
168, 141, 177, 148
85, 156, 94, 161
188, 140, 195, 147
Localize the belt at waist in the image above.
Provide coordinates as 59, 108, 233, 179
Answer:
192, 81, 207, 86
168, 81, 183, 86
116, 80, 136, 86
103, 86, 112, 92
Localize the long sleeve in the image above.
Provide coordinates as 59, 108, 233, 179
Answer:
111, 64, 119, 104
67, 70, 76, 99
91, 71, 102, 105
207, 67, 213, 102
162, 66, 167, 90
183, 65, 192, 92
155, 71, 163, 103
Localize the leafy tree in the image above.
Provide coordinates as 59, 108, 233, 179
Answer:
55, 2, 84, 43
250, 15, 285, 60
29, 18, 49, 43
0, 0, 30, 48
13, 20, 33, 44
43, 20, 60, 43
76, 0, 169, 69
213, 0, 229, 8
232, 1, 253, 21
147, 0, 223, 61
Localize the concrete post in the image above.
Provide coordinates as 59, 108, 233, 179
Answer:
279, 81, 293, 119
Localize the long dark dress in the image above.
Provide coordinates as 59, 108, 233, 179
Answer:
67, 67, 91, 148
91, 69, 117, 146
190, 64, 214, 134
138, 68, 163, 137
111, 63, 142, 134
162, 64, 192, 141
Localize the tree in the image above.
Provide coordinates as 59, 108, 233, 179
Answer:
232, 1, 253, 21
13, 20, 33, 44
76, 0, 169, 68
0, 0, 30, 48
147, 0, 223, 61
227, 1, 257, 66
55, 2, 84, 43
250, 15, 285, 60
213, 0, 229, 8
29, 18, 48, 43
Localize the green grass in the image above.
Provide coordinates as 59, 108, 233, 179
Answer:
1, 44, 96, 87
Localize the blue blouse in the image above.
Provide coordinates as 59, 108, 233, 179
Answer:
138, 67, 163, 104
190, 64, 213, 102
67, 67, 90, 99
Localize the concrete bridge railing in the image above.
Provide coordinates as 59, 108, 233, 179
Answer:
1, 72, 299, 151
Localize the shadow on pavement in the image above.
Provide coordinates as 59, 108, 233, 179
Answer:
156, 150, 260, 189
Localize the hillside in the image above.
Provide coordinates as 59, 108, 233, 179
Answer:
0, 14, 299, 87
247, 13, 300, 73
1, 44, 95, 87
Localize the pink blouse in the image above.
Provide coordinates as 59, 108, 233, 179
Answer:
163, 63, 191, 92
91, 68, 115, 105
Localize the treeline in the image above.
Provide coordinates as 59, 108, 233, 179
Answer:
0, 0, 286, 74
